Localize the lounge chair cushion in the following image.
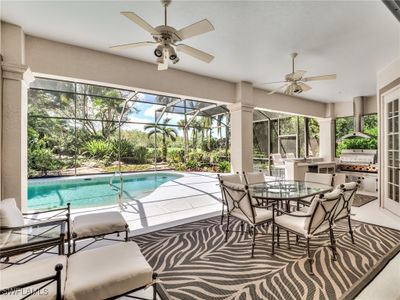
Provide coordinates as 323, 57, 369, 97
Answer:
0, 255, 67, 300
0, 198, 24, 228
72, 211, 127, 239
64, 242, 153, 300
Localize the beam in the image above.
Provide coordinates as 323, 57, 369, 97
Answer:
155, 98, 183, 125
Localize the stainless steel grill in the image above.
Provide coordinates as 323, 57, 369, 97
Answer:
338, 149, 378, 173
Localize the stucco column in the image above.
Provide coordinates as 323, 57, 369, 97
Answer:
229, 103, 254, 173
319, 118, 335, 162
1, 63, 34, 210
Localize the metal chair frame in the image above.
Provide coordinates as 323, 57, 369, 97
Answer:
221, 181, 273, 257
0, 264, 63, 300
272, 192, 342, 274
334, 182, 360, 244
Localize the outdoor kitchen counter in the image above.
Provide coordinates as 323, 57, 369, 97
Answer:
284, 160, 336, 180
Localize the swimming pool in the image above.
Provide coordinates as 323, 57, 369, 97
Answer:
28, 172, 183, 210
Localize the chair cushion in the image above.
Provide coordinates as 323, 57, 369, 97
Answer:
244, 172, 265, 185
231, 207, 273, 224
0, 255, 67, 300
0, 198, 24, 228
64, 242, 153, 300
275, 212, 308, 236
72, 212, 127, 239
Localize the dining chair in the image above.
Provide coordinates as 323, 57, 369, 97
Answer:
220, 181, 273, 257
272, 189, 342, 274
217, 173, 243, 225
270, 153, 286, 179
299, 173, 334, 208
243, 170, 265, 185
333, 181, 359, 244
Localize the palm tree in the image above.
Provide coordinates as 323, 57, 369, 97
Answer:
145, 118, 177, 162
177, 119, 189, 160
190, 119, 202, 150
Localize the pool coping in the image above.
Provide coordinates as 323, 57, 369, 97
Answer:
28, 170, 186, 185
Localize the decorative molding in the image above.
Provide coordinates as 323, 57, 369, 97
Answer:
1, 62, 35, 84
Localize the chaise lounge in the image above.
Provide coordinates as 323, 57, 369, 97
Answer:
0, 242, 159, 300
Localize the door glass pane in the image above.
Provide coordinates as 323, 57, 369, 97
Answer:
394, 99, 399, 117
389, 183, 394, 200
388, 102, 393, 118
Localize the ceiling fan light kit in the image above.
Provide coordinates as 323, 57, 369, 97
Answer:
263, 52, 337, 96
111, 0, 215, 71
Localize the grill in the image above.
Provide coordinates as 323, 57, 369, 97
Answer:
338, 149, 378, 174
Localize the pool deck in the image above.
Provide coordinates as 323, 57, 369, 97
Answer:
68, 172, 224, 235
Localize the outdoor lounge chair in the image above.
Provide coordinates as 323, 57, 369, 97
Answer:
0, 242, 160, 300
71, 211, 129, 253
220, 181, 273, 257
272, 189, 342, 274
0, 198, 71, 256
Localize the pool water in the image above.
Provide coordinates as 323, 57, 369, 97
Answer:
28, 172, 183, 210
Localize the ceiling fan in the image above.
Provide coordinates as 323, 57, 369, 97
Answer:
262, 53, 337, 95
110, 0, 215, 71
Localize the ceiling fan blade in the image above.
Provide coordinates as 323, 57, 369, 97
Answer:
268, 84, 289, 95
260, 80, 287, 85
298, 82, 312, 92
176, 44, 214, 63
303, 74, 337, 82
292, 70, 306, 81
176, 19, 214, 41
121, 12, 159, 35
110, 41, 155, 50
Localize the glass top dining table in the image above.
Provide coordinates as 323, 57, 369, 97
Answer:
248, 180, 333, 201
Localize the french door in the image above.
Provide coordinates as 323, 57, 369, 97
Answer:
384, 87, 400, 216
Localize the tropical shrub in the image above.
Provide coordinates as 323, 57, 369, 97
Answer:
167, 148, 185, 164
217, 161, 231, 173
132, 146, 148, 164
84, 140, 113, 159
173, 162, 186, 171
28, 147, 61, 176
186, 159, 201, 170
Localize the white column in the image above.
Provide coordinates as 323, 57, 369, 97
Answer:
1, 63, 34, 211
1, 22, 33, 210
229, 103, 254, 173
318, 118, 335, 162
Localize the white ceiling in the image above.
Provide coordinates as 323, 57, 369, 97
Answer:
1, 0, 399, 103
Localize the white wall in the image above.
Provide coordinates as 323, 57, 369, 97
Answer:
332, 96, 377, 118
25, 34, 328, 118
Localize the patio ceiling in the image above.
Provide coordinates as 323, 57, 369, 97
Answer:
1, 1, 399, 103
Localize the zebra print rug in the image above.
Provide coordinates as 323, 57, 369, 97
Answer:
132, 217, 400, 300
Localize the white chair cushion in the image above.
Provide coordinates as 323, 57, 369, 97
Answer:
0, 255, 67, 300
0, 198, 24, 228
244, 172, 265, 185
231, 207, 273, 224
64, 242, 153, 300
275, 211, 308, 236
219, 174, 243, 184
72, 212, 127, 239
